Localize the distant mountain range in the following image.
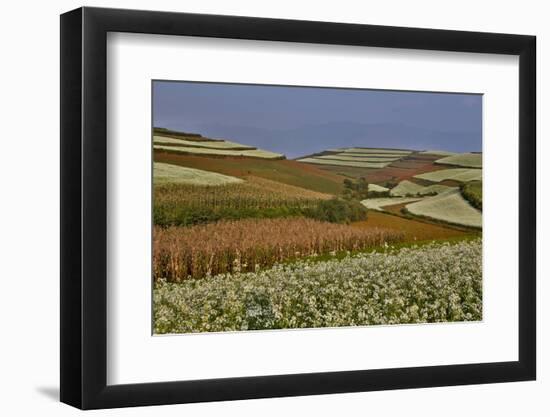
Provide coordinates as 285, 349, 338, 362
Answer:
160, 121, 482, 159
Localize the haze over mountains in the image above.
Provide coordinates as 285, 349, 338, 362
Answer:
159, 121, 481, 159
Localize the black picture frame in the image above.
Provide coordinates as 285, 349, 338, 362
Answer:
60, 6, 536, 410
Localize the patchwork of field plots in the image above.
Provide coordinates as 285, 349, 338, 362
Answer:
154, 144, 284, 159
297, 157, 391, 169
153, 162, 243, 186
153, 135, 255, 150
418, 184, 457, 195
389, 180, 425, 196
420, 150, 457, 156
328, 148, 412, 155
405, 189, 482, 228
361, 197, 424, 211
298, 147, 413, 169
435, 153, 482, 168
154, 153, 347, 195
314, 155, 401, 163
414, 168, 482, 183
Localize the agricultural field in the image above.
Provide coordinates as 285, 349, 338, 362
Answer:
435, 152, 482, 168
153, 135, 256, 150
361, 197, 423, 211
151, 84, 483, 335
154, 239, 482, 333
405, 189, 482, 228
296, 157, 391, 169
154, 218, 403, 281
368, 183, 389, 193
414, 168, 482, 183
389, 180, 425, 196
154, 176, 334, 227
154, 152, 347, 195
153, 162, 243, 185
154, 144, 284, 159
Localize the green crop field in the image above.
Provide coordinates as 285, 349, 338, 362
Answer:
418, 184, 457, 195
420, 150, 457, 156
154, 144, 284, 159
328, 147, 412, 155
315, 154, 401, 162
405, 189, 482, 228
153, 135, 256, 150
435, 153, 482, 168
389, 180, 425, 196
361, 197, 423, 211
414, 168, 482, 183
297, 157, 391, 169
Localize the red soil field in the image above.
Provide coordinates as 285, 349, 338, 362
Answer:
360, 153, 448, 184
154, 150, 347, 195
353, 210, 470, 242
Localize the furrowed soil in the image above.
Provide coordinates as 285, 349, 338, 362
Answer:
352, 210, 471, 242
154, 151, 347, 195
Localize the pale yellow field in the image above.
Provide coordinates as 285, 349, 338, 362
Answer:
435, 153, 482, 168
297, 157, 391, 169
154, 145, 284, 159
368, 183, 389, 192
389, 180, 425, 197
153, 162, 244, 186
361, 197, 424, 211
405, 189, 482, 228
315, 154, 401, 162
153, 135, 255, 150
414, 168, 482, 183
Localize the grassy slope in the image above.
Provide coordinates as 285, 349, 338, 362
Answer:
154, 151, 346, 195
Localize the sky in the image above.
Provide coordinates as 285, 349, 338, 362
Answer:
153, 81, 482, 159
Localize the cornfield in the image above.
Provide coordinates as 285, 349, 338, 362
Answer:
154, 177, 331, 226
153, 218, 403, 281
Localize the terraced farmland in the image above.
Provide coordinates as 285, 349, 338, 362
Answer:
389, 180, 425, 196
328, 147, 412, 155
153, 162, 243, 186
405, 189, 482, 228
414, 168, 482, 183
153, 135, 255, 150
361, 197, 424, 211
154, 144, 284, 159
368, 183, 389, 193
297, 157, 391, 169
435, 152, 482, 168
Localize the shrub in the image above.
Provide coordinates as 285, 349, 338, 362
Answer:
304, 198, 368, 224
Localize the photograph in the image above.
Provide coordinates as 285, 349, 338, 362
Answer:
152, 81, 483, 335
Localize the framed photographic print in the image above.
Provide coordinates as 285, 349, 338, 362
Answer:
60, 6, 536, 409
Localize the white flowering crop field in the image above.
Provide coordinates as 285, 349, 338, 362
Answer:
153, 162, 244, 186
154, 239, 482, 333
